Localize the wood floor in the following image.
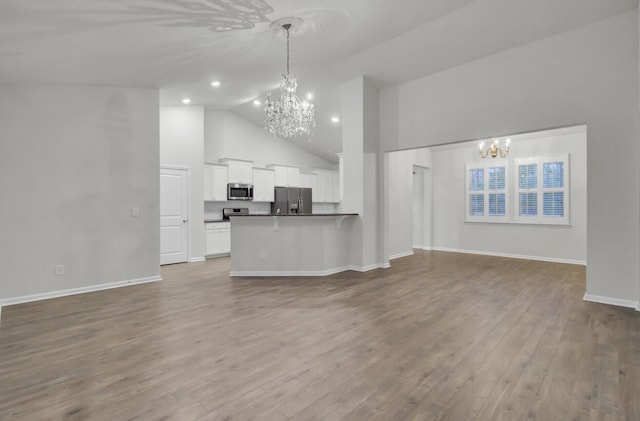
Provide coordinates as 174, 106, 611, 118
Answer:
1, 251, 639, 420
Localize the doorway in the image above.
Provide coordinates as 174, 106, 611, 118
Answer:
412, 165, 432, 250
160, 167, 189, 265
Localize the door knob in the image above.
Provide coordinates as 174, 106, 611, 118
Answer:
183, 219, 188, 223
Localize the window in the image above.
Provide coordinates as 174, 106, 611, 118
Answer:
465, 162, 508, 222
515, 154, 569, 224
466, 153, 570, 225
488, 167, 506, 216
469, 168, 484, 216
518, 162, 538, 217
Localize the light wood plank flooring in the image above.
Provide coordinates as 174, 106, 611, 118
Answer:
1, 251, 639, 420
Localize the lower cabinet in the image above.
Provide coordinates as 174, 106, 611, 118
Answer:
205, 222, 231, 256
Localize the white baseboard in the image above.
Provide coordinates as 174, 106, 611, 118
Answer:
583, 293, 640, 311
205, 253, 230, 259
230, 266, 350, 277
189, 257, 206, 263
348, 263, 387, 272
0, 275, 162, 307
412, 245, 433, 251
230, 262, 389, 277
389, 250, 414, 261
431, 247, 586, 266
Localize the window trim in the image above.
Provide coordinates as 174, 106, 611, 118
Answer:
465, 153, 570, 226
514, 153, 570, 225
465, 161, 509, 223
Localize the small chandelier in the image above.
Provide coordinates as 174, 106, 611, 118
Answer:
264, 18, 315, 138
479, 138, 510, 158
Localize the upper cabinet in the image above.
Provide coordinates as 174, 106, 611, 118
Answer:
332, 170, 340, 203
299, 171, 317, 190
270, 165, 300, 187
204, 158, 340, 204
312, 169, 340, 203
253, 168, 275, 202
222, 159, 253, 184
337, 153, 343, 202
204, 163, 228, 201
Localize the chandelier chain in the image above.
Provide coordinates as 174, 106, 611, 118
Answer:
285, 24, 290, 75
264, 19, 315, 139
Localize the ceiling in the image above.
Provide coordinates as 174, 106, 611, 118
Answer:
0, 0, 636, 163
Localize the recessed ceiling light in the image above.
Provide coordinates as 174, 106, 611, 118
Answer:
331, 116, 340, 123
210, 81, 221, 87
182, 98, 191, 104
253, 99, 261, 106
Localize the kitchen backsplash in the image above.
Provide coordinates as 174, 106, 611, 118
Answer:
312, 203, 337, 214
204, 201, 337, 219
204, 202, 270, 220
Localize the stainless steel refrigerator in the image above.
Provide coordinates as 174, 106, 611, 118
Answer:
271, 187, 312, 214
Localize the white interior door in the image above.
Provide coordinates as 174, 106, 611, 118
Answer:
160, 167, 189, 265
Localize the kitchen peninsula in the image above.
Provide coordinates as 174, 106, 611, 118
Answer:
228, 213, 357, 276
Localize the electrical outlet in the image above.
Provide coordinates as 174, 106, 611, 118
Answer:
55, 265, 65, 275
259, 251, 266, 259
131, 207, 140, 217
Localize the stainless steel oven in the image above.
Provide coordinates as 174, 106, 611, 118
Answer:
227, 183, 253, 201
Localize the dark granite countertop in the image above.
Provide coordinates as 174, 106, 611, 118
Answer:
228, 213, 358, 217
204, 219, 226, 223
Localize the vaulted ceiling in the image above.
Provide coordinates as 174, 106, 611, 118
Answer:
0, 0, 636, 162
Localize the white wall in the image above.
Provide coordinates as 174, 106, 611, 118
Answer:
430, 127, 586, 263
204, 110, 336, 170
387, 148, 432, 259
160, 106, 205, 261
379, 12, 639, 306
0, 86, 160, 303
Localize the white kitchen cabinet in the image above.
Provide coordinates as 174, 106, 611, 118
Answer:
224, 159, 253, 184
286, 167, 299, 187
204, 163, 228, 201
331, 170, 340, 202
271, 165, 300, 187
312, 169, 339, 203
274, 166, 288, 186
337, 153, 343, 202
299, 172, 317, 190
253, 168, 275, 202
318, 170, 332, 203
206, 222, 231, 256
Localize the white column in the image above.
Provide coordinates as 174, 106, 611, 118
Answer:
341, 76, 383, 270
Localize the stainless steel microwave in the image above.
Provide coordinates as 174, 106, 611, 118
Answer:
227, 183, 253, 201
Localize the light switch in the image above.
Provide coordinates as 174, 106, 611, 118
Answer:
132, 207, 140, 217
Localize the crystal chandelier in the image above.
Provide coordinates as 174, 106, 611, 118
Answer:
264, 18, 315, 138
